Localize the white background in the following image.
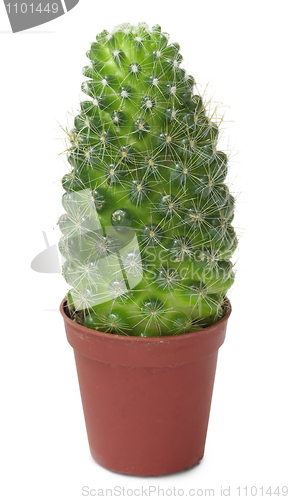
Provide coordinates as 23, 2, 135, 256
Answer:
1, 1, 290, 498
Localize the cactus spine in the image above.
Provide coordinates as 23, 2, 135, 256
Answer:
59, 22, 237, 336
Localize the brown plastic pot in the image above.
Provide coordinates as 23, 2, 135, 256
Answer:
60, 298, 231, 476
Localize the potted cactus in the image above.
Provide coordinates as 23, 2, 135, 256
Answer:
59, 22, 237, 476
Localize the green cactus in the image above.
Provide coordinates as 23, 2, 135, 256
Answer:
59, 22, 237, 337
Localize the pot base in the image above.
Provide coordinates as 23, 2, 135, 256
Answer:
90, 447, 204, 476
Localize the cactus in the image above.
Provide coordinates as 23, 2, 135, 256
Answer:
58, 22, 237, 337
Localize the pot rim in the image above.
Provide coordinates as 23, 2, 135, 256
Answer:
60, 297, 231, 343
